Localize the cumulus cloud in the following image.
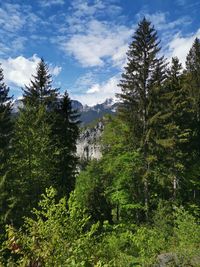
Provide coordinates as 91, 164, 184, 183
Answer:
52, 0, 131, 68
1, 55, 62, 88
63, 20, 132, 67
2, 55, 40, 87
71, 75, 120, 106
167, 28, 200, 66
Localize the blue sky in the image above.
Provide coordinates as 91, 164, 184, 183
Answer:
0, 0, 200, 105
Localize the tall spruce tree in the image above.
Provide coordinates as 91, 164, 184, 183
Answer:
150, 58, 194, 200
118, 18, 166, 149
53, 91, 80, 198
186, 38, 200, 154
118, 18, 166, 218
8, 105, 56, 226
0, 64, 12, 168
7, 59, 61, 226
185, 38, 200, 203
23, 58, 58, 108
0, 64, 13, 226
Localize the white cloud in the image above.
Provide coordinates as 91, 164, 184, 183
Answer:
112, 45, 128, 68
167, 28, 200, 66
86, 84, 100, 94
71, 75, 120, 106
38, 0, 65, 7
49, 65, 62, 76
136, 11, 191, 31
74, 72, 96, 92
0, 3, 42, 34
11, 37, 28, 51
53, 0, 130, 68
0, 3, 44, 56
70, 0, 105, 18
0, 3, 25, 32
63, 20, 132, 67
1, 55, 62, 88
2, 55, 40, 87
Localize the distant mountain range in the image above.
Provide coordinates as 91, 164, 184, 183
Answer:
12, 98, 118, 125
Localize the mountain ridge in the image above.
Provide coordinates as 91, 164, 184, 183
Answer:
12, 97, 118, 125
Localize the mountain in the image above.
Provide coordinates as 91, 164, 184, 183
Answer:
12, 98, 24, 113
80, 98, 117, 125
12, 97, 117, 161
12, 98, 118, 126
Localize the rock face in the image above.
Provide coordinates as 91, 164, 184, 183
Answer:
154, 253, 200, 267
77, 121, 104, 160
12, 99, 24, 113
12, 97, 116, 160
154, 253, 178, 267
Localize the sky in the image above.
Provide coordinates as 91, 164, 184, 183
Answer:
0, 0, 200, 106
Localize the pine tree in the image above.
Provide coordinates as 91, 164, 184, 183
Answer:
118, 18, 166, 149
0, 64, 12, 168
23, 58, 58, 108
151, 58, 194, 200
7, 104, 56, 226
185, 38, 200, 203
118, 18, 166, 218
53, 91, 80, 198
0, 64, 13, 226
186, 38, 200, 154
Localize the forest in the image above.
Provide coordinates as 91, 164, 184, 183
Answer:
0, 18, 200, 266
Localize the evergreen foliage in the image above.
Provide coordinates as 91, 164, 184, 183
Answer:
2, 189, 200, 266
118, 18, 167, 218
75, 160, 113, 224
186, 37, 200, 154
0, 65, 13, 246
149, 57, 194, 200
118, 17, 166, 149
4, 188, 99, 267
53, 91, 80, 198
23, 58, 58, 108
4, 60, 80, 227
7, 104, 56, 226
0, 64, 12, 176
1, 18, 200, 266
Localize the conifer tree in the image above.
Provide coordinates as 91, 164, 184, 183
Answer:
53, 91, 80, 198
0, 64, 13, 226
118, 18, 166, 149
118, 18, 166, 217
0, 64, 12, 168
7, 59, 61, 226
185, 38, 200, 203
186, 38, 200, 153
23, 58, 58, 108
151, 58, 194, 200
8, 105, 56, 226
